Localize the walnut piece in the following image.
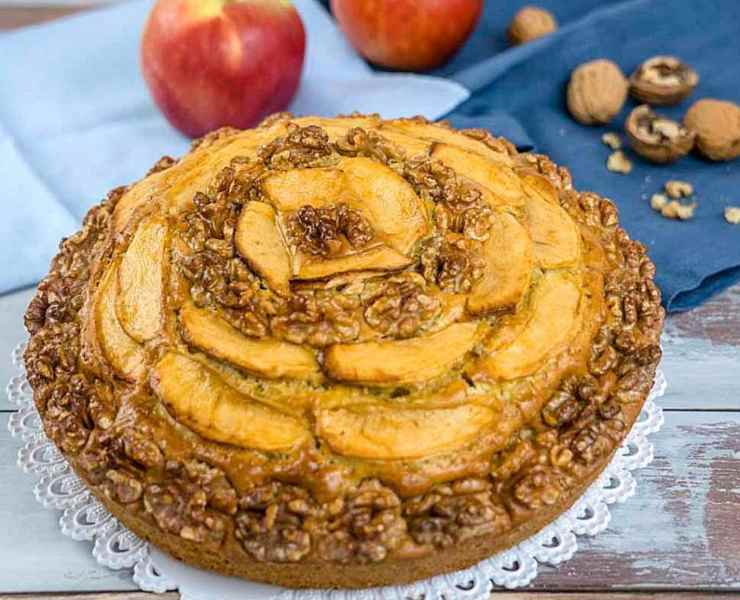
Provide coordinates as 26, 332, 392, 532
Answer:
650, 193, 668, 211
567, 59, 628, 125
626, 105, 694, 164
651, 195, 696, 220
508, 6, 557, 45
601, 132, 622, 150
629, 55, 698, 105
725, 207, 740, 225
362, 273, 441, 338
420, 236, 484, 293
606, 150, 632, 174
683, 99, 740, 162
287, 204, 374, 257
664, 180, 693, 199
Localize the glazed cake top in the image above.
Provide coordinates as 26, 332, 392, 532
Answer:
24, 114, 663, 575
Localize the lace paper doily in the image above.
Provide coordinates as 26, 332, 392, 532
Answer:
7, 340, 666, 598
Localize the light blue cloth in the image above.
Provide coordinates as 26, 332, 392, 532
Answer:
0, 0, 468, 294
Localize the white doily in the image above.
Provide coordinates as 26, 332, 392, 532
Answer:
7, 340, 666, 598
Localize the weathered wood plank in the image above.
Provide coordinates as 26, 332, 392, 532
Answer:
527, 413, 740, 591
0, 423, 137, 593
2, 591, 737, 598
670, 283, 740, 347
1, 412, 738, 593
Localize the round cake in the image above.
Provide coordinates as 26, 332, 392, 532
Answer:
24, 114, 664, 589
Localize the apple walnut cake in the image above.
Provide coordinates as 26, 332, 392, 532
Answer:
24, 114, 664, 589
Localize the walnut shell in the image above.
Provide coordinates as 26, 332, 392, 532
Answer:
629, 55, 699, 106
626, 104, 695, 164
684, 98, 740, 161
508, 6, 557, 45
567, 59, 628, 125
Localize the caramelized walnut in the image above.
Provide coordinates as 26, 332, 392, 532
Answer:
287, 203, 374, 256
434, 183, 493, 241
629, 55, 698, 105
335, 127, 405, 164
405, 478, 510, 548
362, 273, 442, 338
270, 289, 362, 346
258, 124, 334, 169
420, 236, 485, 293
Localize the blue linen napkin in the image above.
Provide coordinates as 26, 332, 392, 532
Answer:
436, 0, 740, 311
0, 0, 468, 295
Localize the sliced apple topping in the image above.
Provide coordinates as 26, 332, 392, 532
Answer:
467, 212, 533, 315
383, 120, 512, 164
93, 262, 145, 381
339, 157, 429, 254
261, 158, 428, 280
116, 214, 168, 343
430, 143, 524, 208
315, 403, 495, 460
520, 171, 560, 206
179, 302, 321, 381
296, 245, 412, 280
526, 194, 580, 269
473, 272, 581, 381
152, 352, 311, 451
373, 129, 431, 158
234, 201, 292, 295
263, 168, 347, 212
324, 321, 480, 385
112, 174, 165, 234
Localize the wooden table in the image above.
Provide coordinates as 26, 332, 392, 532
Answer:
1, 6, 739, 600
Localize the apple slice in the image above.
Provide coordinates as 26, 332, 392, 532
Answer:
315, 403, 494, 460
295, 245, 412, 280
467, 212, 533, 315
474, 272, 581, 380
520, 171, 560, 206
112, 175, 164, 234
116, 215, 168, 343
92, 262, 145, 381
340, 157, 429, 254
179, 302, 321, 381
234, 201, 292, 295
324, 321, 480, 385
526, 194, 580, 269
262, 168, 347, 211
374, 129, 431, 157
151, 352, 311, 451
384, 120, 512, 164
430, 143, 524, 207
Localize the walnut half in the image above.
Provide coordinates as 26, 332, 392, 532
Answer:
626, 105, 695, 164
629, 55, 698, 106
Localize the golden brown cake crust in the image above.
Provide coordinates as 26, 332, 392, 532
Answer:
24, 113, 664, 589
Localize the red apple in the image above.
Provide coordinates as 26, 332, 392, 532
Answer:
330, 0, 482, 71
141, 0, 305, 138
